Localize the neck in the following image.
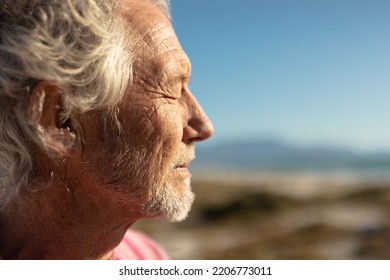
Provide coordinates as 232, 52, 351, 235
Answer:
0, 179, 137, 259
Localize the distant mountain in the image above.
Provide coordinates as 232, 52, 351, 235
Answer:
192, 139, 390, 172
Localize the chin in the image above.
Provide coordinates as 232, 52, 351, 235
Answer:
142, 177, 195, 222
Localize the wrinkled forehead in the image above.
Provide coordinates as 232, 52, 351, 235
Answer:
118, 0, 190, 83
118, 0, 177, 53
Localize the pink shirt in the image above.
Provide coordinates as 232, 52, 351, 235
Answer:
112, 230, 169, 260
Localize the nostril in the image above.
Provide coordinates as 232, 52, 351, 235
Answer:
185, 116, 214, 142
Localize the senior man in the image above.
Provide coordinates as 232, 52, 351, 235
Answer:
0, 0, 213, 259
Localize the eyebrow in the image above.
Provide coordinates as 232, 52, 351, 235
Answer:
164, 60, 192, 86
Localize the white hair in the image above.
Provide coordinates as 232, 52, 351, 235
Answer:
0, 0, 170, 207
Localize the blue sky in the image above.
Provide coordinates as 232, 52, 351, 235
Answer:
171, 0, 390, 152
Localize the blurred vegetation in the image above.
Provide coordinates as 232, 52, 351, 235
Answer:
133, 178, 390, 259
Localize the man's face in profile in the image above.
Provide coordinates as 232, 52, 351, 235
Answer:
80, 0, 213, 222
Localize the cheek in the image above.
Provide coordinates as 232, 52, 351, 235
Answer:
119, 101, 183, 162
127, 104, 180, 137
152, 105, 183, 161
159, 105, 183, 138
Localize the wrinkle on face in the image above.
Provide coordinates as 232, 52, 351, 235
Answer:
77, 0, 208, 222
121, 4, 191, 102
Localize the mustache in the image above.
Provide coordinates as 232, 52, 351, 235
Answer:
169, 147, 195, 170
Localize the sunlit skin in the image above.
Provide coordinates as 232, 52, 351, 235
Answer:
80, 0, 214, 221
0, 0, 213, 259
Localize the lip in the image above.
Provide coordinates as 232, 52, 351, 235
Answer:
175, 166, 189, 172
175, 162, 189, 169
174, 161, 192, 175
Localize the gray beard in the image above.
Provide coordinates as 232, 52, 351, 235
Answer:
93, 120, 195, 222
142, 177, 194, 222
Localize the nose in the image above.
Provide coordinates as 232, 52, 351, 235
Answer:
182, 93, 214, 144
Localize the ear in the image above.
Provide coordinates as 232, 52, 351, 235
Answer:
28, 82, 82, 157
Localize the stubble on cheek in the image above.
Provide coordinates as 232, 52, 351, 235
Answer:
86, 101, 193, 221
85, 107, 170, 205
